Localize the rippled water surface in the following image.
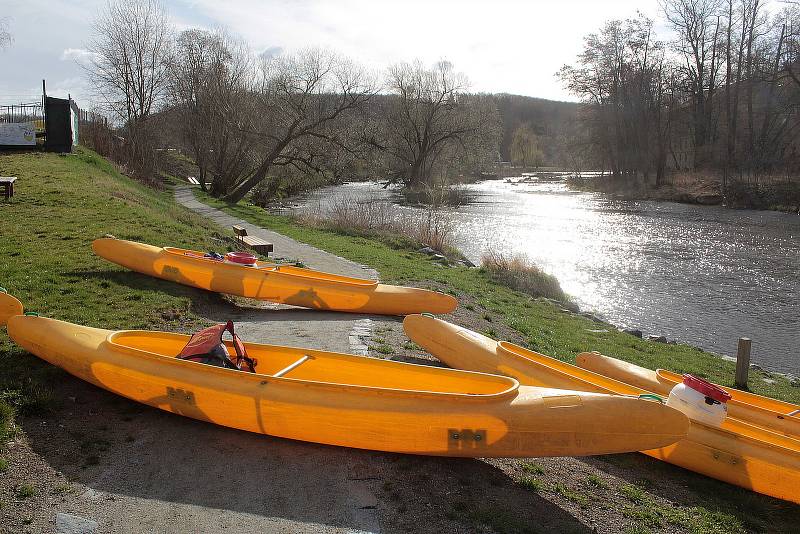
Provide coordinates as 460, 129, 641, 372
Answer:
298, 180, 800, 373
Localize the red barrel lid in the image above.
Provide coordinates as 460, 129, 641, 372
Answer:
682, 374, 732, 403
225, 251, 258, 265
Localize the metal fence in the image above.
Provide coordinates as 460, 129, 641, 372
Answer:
0, 101, 45, 131
76, 107, 109, 127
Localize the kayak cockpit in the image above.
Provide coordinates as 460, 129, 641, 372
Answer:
107, 330, 518, 398
163, 247, 378, 287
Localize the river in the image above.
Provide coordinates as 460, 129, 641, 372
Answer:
294, 179, 800, 374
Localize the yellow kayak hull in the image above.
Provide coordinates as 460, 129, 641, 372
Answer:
403, 314, 800, 503
0, 294, 686, 457
92, 238, 457, 316
576, 351, 800, 437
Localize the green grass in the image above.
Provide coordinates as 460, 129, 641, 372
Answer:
517, 476, 543, 492
15, 483, 35, 499
0, 401, 14, 444
519, 461, 544, 475
617, 483, 747, 534
621, 483, 647, 504
587, 474, 607, 489
0, 148, 227, 447
193, 188, 800, 404
372, 344, 394, 355
552, 482, 589, 506
448, 500, 539, 534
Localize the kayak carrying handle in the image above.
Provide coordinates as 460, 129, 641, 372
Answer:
421, 312, 436, 318
0, 287, 6, 293
24, 311, 39, 317
637, 394, 665, 404
787, 409, 800, 417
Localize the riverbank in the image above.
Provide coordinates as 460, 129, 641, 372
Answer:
567, 172, 800, 213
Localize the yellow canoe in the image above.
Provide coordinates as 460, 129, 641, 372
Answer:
92, 238, 457, 316
576, 351, 800, 437
403, 314, 800, 503
0, 293, 687, 458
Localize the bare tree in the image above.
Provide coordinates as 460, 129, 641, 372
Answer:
372, 61, 500, 188
558, 15, 675, 182
169, 29, 255, 193
220, 49, 376, 203
86, 0, 172, 127
562, 1, 800, 190
782, 3, 800, 90
84, 0, 172, 180
0, 18, 11, 50
661, 0, 724, 167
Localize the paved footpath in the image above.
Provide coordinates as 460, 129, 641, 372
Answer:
174, 185, 384, 356
38, 187, 390, 534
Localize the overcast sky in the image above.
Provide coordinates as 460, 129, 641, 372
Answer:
0, 0, 668, 107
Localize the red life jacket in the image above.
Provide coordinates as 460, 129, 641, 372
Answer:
177, 320, 257, 373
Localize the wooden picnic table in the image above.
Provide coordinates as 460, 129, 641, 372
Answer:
0, 177, 16, 200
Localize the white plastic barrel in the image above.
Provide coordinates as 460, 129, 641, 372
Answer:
666, 375, 731, 427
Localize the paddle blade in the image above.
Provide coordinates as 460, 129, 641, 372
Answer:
0, 292, 24, 326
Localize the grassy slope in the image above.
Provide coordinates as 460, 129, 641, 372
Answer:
0, 148, 228, 441
195, 190, 800, 404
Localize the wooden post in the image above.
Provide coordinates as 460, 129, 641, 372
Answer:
735, 337, 751, 389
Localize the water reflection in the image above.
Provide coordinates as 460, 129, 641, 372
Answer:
296, 180, 800, 374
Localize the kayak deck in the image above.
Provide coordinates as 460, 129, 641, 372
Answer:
109, 330, 517, 398
164, 247, 378, 287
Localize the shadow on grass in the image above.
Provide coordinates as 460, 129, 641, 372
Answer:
581, 453, 800, 533
69, 269, 394, 324
381, 454, 593, 533
63, 269, 207, 300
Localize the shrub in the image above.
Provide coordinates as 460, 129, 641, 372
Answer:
480, 250, 569, 302
298, 194, 456, 253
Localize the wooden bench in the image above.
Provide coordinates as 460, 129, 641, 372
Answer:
0, 177, 16, 200
232, 225, 273, 256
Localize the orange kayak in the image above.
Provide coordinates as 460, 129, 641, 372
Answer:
576, 352, 800, 437
0, 292, 688, 458
92, 238, 457, 315
403, 314, 800, 504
